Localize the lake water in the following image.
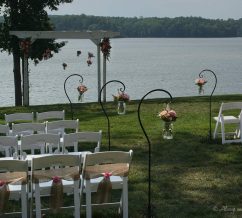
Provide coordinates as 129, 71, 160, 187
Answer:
0, 38, 242, 106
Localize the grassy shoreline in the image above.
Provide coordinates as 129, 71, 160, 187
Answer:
1, 94, 242, 217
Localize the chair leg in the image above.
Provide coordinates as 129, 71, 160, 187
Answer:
213, 120, 219, 139
221, 123, 226, 144
21, 184, 28, 218
85, 180, 92, 218
74, 180, 80, 218
122, 177, 128, 218
35, 184, 41, 218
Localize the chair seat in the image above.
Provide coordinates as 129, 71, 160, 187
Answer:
83, 176, 123, 192
8, 184, 23, 200
33, 180, 75, 196
213, 116, 239, 123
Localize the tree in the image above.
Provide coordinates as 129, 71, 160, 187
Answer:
0, 0, 72, 106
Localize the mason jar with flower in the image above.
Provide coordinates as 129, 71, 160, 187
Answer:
158, 104, 177, 139
195, 78, 207, 94
113, 91, 130, 115
77, 84, 88, 102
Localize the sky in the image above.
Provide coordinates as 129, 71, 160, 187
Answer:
47, 0, 242, 20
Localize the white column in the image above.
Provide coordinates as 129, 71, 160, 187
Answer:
103, 55, 107, 102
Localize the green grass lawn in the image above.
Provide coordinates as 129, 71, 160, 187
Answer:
1, 94, 242, 218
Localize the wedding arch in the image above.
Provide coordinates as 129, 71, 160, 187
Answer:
10, 30, 120, 106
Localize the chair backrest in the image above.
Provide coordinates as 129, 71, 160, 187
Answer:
20, 133, 60, 155
63, 130, 102, 153
0, 159, 28, 218
0, 135, 18, 157
12, 122, 46, 137
0, 124, 10, 136
46, 119, 79, 136
32, 154, 80, 170
31, 154, 80, 218
5, 112, 34, 124
36, 110, 65, 122
217, 102, 242, 119
220, 102, 242, 111
82, 150, 133, 179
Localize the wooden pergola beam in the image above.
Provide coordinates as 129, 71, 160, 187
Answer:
10, 30, 119, 40
9, 30, 120, 106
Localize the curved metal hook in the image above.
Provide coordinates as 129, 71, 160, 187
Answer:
137, 89, 173, 218
99, 80, 126, 151
198, 69, 217, 140
64, 74, 84, 120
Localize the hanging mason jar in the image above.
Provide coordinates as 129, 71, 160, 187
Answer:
117, 101, 126, 115
78, 93, 84, 102
163, 121, 173, 139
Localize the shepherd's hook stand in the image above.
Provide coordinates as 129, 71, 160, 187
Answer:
99, 80, 126, 151
64, 74, 84, 120
138, 89, 173, 218
198, 69, 217, 141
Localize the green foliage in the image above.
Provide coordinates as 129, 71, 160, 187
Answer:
0, 0, 72, 60
48, 14, 242, 38
1, 94, 242, 217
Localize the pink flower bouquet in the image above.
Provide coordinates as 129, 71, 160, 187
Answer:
158, 105, 177, 122
77, 84, 88, 101
195, 78, 207, 94
113, 91, 130, 102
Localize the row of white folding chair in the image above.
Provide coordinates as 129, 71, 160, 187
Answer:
0, 155, 80, 218
0, 130, 102, 157
4, 110, 65, 124
11, 119, 79, 137
0, 150, 133, 218
3, 110, 65, 137
213, 102, 242, 144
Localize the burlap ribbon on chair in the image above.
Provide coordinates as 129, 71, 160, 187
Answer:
0, 172, 27, 213
84, 163, 130, 203
33, 166, 79, 213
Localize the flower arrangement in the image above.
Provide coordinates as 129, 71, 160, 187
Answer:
77, 84, 88, 101
113, 91, 130, 102
19, 39, 31, 57
195, 78, 207, 94
100, 38, 111, 60
62, 63, 67, 70
158, 104, 177, 122
87, 52, 94, 66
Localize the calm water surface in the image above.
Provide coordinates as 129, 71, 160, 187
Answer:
0, 38, 242, 106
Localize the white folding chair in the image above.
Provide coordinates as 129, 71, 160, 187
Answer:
0, 135, 18, 157
5, 112, 35, 136
20, 133, 60, 155
36, 110, 65, 122
12, 122, 46, 137
46, 119, 79, 136
213, 102, 242, 144
0, 124, 10, 136
5, 112, 34, 124
31, 154, 81, 218
81, 150, 133, 218
0, 159, 28, 218
63, 130, 102, 153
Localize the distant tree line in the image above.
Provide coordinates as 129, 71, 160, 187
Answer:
49, 14, 242, 37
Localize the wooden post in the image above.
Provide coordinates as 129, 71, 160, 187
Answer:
22, 56, 29, 106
